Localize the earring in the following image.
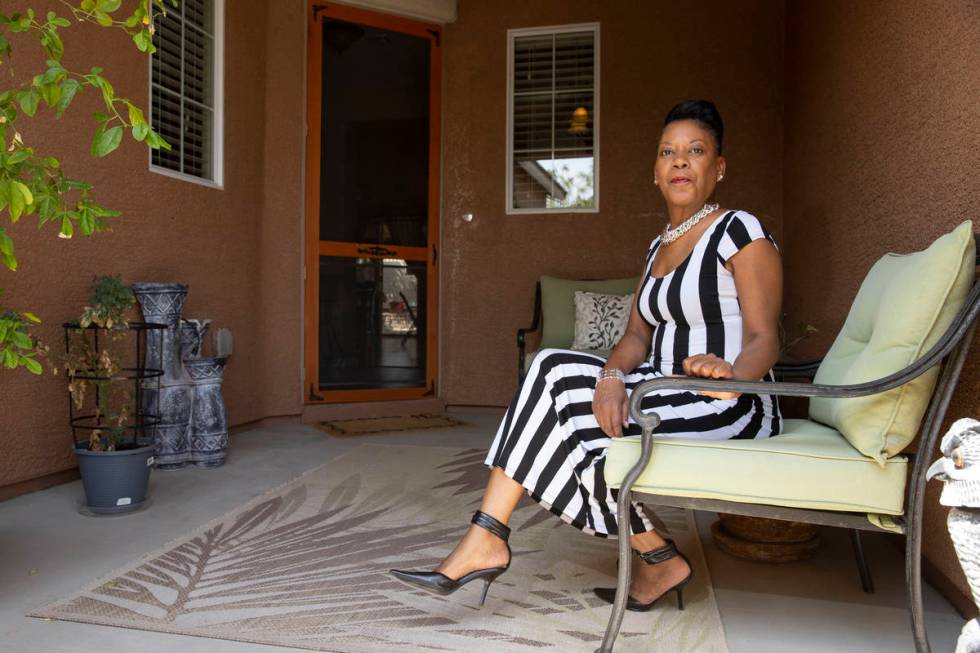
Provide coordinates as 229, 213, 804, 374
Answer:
717, 174, 724, 182
654, 178, 658, 185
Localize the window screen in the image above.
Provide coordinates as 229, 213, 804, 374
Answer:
151, 0, 220, 183
509, 25, 597, 212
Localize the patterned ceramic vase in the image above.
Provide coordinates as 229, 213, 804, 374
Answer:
180, 318, 211, 360
184, 356, 229, 467
131, 282, 193, 470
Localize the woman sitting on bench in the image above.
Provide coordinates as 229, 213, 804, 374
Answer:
391, 99, 783, 613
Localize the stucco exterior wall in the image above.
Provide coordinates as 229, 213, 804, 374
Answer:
783, 0, 980, 609
439, 0, 786, 407
0, 0, 277, 485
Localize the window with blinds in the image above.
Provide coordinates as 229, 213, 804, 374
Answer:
508, 24, 598, 213
150, 0, 223, 185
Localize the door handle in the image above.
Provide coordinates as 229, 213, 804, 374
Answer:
357, 246, 398, 257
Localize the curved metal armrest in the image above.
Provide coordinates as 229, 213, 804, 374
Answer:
630, 277, 980, 428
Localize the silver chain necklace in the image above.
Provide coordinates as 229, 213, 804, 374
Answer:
660, 202, 719, 245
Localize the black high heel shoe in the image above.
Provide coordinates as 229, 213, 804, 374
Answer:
389, 510, 512, 607
593, 538, 693, 611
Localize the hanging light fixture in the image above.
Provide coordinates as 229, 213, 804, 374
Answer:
568, 106, 589, 134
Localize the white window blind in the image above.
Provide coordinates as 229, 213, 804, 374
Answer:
507, 24, 598, 213
150, 0, 223, 185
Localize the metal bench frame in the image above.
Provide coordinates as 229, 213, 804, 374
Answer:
597, 238, 980, 653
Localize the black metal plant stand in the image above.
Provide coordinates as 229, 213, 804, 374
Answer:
64, 321, 165, 514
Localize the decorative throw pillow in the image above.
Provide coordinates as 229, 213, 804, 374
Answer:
809, 220, 975, 464
571, 291, 633, 351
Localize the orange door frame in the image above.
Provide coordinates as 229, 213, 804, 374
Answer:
304, 1, 441, 404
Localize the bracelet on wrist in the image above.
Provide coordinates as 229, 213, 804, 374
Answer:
596, 368, 626, 385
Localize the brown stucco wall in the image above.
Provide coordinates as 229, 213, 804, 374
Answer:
439, 0, 786, 407
0, 0, 282, 486
783, 0, 980, 609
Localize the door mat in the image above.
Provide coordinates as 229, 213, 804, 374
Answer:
29, 444, 729, 652
315, 413, 469, 436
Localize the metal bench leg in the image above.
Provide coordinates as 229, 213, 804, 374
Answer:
596, 425, 656, 653
850, 529, 875, 594
595, 483, 634, 653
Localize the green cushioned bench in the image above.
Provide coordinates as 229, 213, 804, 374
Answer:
517, 275, 638, 382
596, 222, 980, 653
605, 418, 908, 515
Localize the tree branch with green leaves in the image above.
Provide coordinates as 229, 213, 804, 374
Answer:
0, 0, 175, 374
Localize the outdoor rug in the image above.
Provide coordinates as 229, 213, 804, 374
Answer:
315, 413, 468, 437
30, 444, 729, 652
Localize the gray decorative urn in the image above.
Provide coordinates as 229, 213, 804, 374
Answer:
131, 283, 193, 470
180, 318, 211, 360
185, 356, 229, 467
927, 418, 980, 653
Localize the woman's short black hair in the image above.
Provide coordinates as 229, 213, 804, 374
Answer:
664, 100, 724, 154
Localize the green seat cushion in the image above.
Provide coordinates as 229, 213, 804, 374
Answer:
526, 348, 609, 372
540, 276, 639, 349
604, 418, 908, 515
809, 221, 976, 464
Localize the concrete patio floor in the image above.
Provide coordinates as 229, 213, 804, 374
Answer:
0, 410, 964, 652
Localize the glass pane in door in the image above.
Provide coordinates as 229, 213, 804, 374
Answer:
319, 18, 430, 247
318, 256, 427, 390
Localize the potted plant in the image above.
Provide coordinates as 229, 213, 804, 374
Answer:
63, 275, 164, 514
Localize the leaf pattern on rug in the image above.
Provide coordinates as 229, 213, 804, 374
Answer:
31, 444, 729, 653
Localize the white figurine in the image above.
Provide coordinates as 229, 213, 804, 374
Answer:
927, 418, 980, 653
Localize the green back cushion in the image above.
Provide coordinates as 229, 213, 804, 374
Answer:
540, 276, 640, 349
809, 221, 976, 464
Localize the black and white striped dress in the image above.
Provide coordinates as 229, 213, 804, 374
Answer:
485, 210, 782, 538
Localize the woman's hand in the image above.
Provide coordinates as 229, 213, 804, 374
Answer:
682, 354, 741, 400
592, 379, 630, 438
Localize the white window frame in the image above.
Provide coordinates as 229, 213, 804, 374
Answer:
148, 0, 225, 189
506, 22, 599, 215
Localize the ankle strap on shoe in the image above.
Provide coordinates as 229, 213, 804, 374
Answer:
471, 510, 511, 542
635, 539, 678, 565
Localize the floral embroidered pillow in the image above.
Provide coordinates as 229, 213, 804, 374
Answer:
571, 291, 634, 351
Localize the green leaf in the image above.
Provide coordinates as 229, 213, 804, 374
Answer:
39, 82, 63, 108
133, 30, 152, 53
12, 181, 33, 206
100, 0, 123, 12
17, 90, 39, 116
59, 215, 73, 239
92, 125, 123, 157
126, 103, 145, 126
11, 330, 31, 349
132, 122, 149, 142
22, 357, 42, 375
41, 28, 64, 60
22, 312, 40, 323
78, 208, 91, 234
6, 150, 28, 165
9, 182, 24, 221
56, 79, 81, 117
0, 228, 12, 256
1, 252, 15, 271
3, 349, 17, 369
94, 11, 113, 27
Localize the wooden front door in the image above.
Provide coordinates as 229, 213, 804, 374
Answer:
304, 2, 441, 403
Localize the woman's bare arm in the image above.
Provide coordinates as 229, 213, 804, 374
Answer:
683, 239, 782, 398
593, 277, 653, 437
